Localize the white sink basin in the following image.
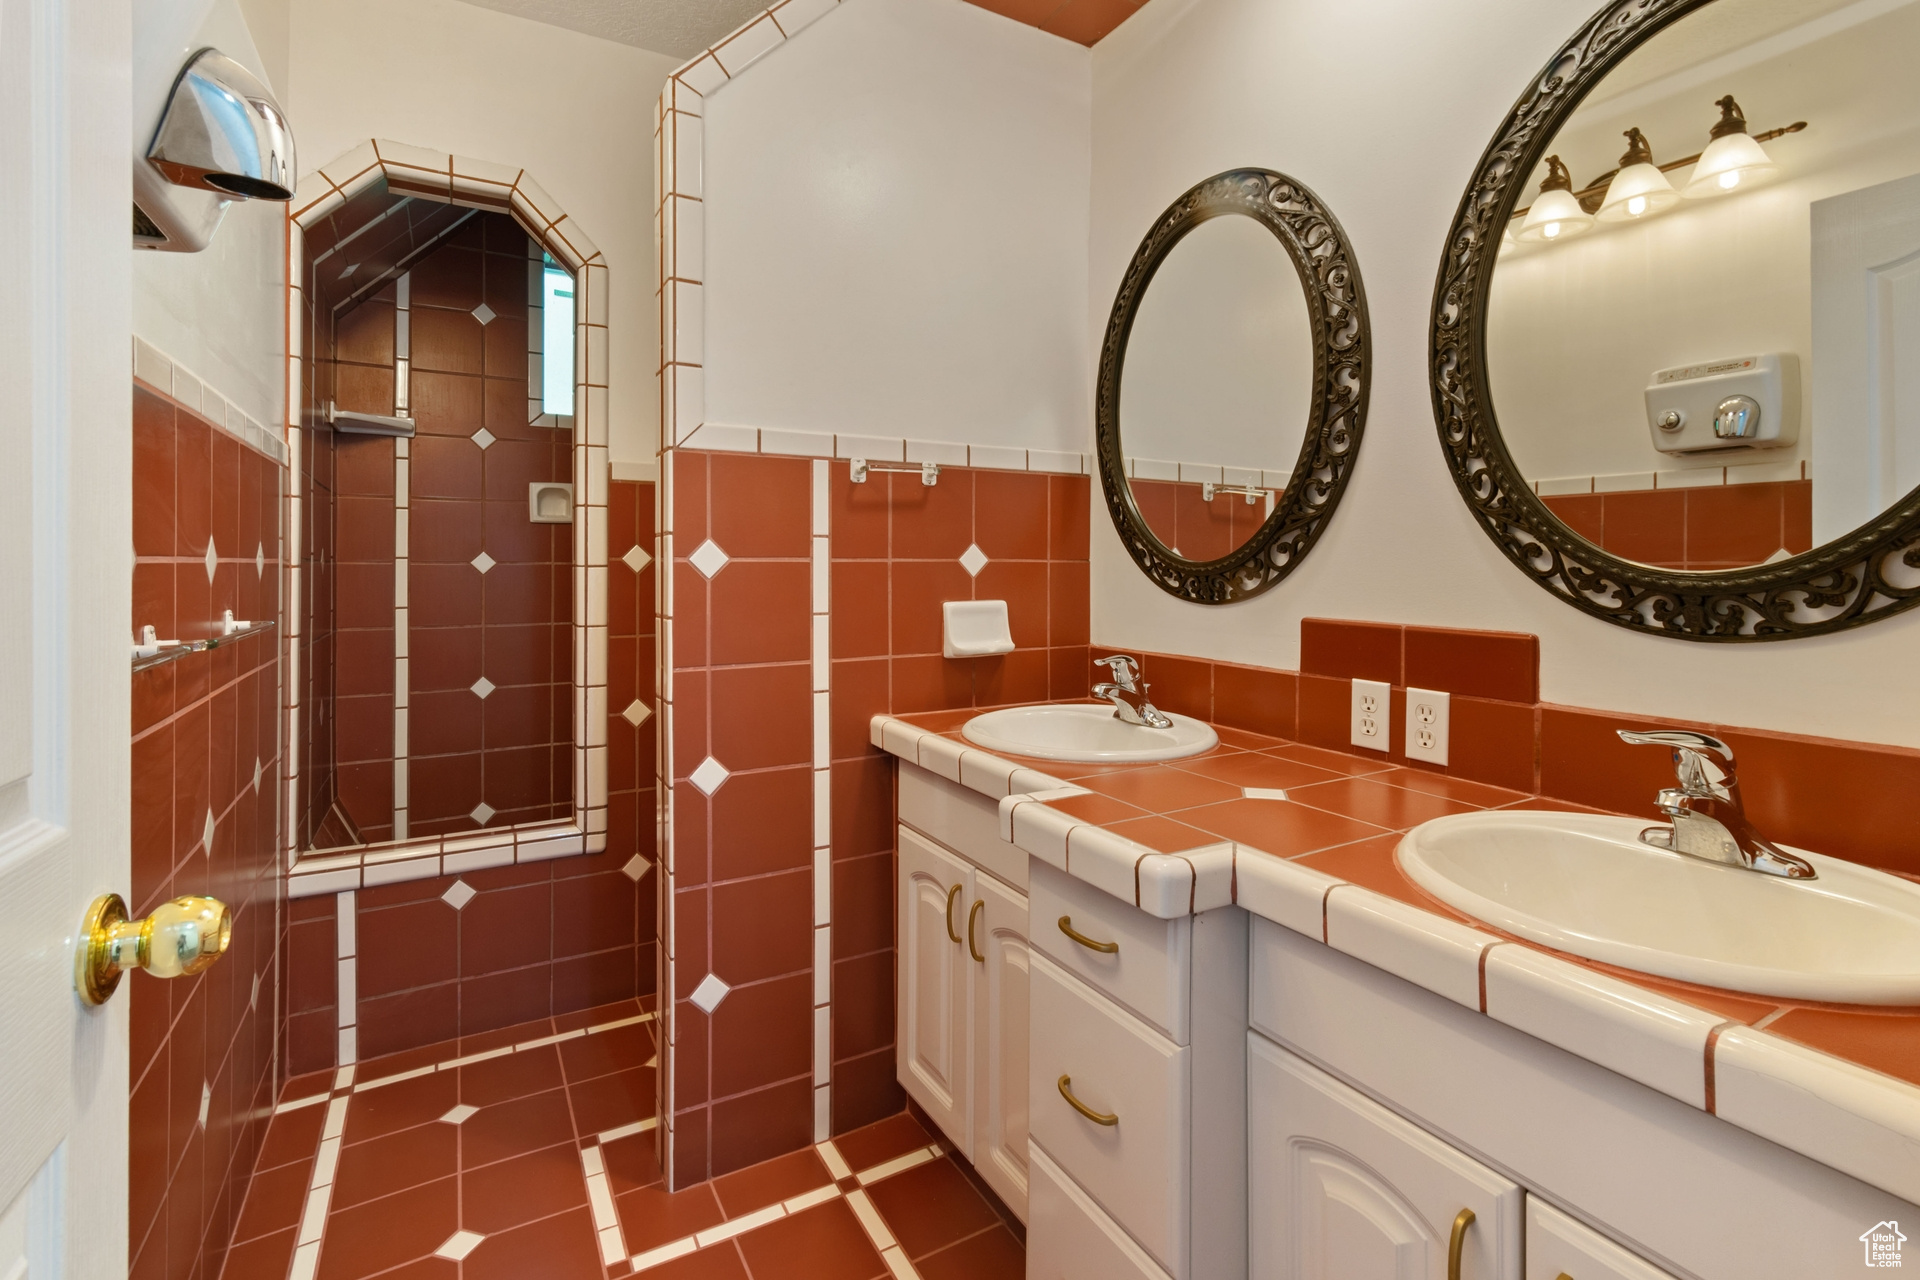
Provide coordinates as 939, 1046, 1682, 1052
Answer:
1399, 810, 1920, 1004
961, 703, 1218, 763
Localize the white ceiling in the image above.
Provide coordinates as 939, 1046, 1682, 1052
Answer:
449, 0, 778, 58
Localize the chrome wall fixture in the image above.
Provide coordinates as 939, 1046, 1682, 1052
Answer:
135, 46, 297, 252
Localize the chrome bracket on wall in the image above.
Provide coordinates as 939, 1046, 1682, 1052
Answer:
850, 459, 940, 486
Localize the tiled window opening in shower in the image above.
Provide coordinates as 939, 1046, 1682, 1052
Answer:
315, 212, 575, 850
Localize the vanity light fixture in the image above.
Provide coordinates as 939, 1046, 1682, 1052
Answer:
1597, 128, 1681, 222
1684, 96, 1781, 198
1516, 156, 1594, 243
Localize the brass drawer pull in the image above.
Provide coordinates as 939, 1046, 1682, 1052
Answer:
944, 883, 962, 943
1448, 1207, 1476, 1280
1057, 1074, 1118, 1126
1058, 915, 1119, 954
968, 900, 985, 962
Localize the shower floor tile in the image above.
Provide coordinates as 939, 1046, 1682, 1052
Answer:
218, 1001, 1023, 1279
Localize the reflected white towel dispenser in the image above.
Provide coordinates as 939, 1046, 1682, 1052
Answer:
1645, 353, 1798, 454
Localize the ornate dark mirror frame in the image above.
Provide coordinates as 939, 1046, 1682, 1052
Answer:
1096, 168, 1371, 604
1431, 0, 1920, 640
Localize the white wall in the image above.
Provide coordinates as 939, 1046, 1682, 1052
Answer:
132, 0, 287, 430
701, 0, 1091, 452
286, 0, 678, 464
1089, 0, 1920, 748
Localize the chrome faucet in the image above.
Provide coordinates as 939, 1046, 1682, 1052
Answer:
1092, 655, 1174, 729
1616, 729, 1816, 879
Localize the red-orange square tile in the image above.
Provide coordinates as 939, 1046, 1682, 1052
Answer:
1105, 814, 1221, 853
711, 869, 811, 984
1049, 474, 1090, 560
1142, 653, 1211, 720
1039, 0, 1145, 44
710, 975, 810, 1099
1038, 792, 1148, 825
1172, 752, 1341, 792
890, 560, 974, 657
710, 561, 809, 665
831, 756, 895, 860
1402, 627, 1538, 704
833, 950, 893, 1063
1447, 695, 1539, 794
1178, 796, 1388, 856
462, 1088, 577, 1168
709, 1077, 815, 1178
973, 649, 1049, 708
1716, 727, 1920, 874
735, 1197, 887, 1279
133, 388, 176, 558
709, 663, 811, 770
331, 1122, 457, 1212
890, 655, 972, 714
462, 1144, 591, 1235
1783, 479, 1812, 553
1048, 646, 1091, 701
1287, 776, 1479, 831
831, 560, 889, 659
891, 468, 975, 560
831, 1111, 933, 1172
973, 559, 1048, 650
1600, 488, 1685, 566
1541, 492, 1603, 547
831, 464, 888, 558
1294, 673, 1357, 753
1079, 766, 1239, 813
1684, 482, 1784, 567
314, 1177, 456, 1280
831, 658, 889, 761
1538, 704, 1691, 821
1212, 662, 1296, 741
710, 1147, 832, 1217
865, 1156, 1002, 1258
830, 1053, 905, 1135
1371, 766, 1528, 808
973, 470, 1049, 559
613, 1181, 726, 1255
1131, 479, 1179, 551
833, 852, 896, 959
706, 452, 810, 558
918, 1224, 1026, 1280
1047, 561, 1090, 647
461, 1208, 602, 1280
1292, 833, 1431, 907
1300, 618, 1401, 683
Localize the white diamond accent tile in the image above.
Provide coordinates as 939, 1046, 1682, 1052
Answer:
198, 1081, 211, 1129
438, 1104, 478, 1125
689, 973, 730, 1014
442, 880, 476, 909
621, 700, 651, 727
471, 551, 495, 574
471, 303, 496, 326
205, 539, 219, 583
622, 855, 651, 881
252, 757, 263, 791
435, 1231, 485, 1261
472, 427, 496, 450
689, 539, 730, 579
471, 802, 496, 826
255, 542, 266, 577
959, 544, 989, 577
203, 810, 216, 852
622, 545, 652, 573
471, 677, 495, 699
689, 756, 729, 796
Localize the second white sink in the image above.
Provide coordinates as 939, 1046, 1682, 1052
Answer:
962, 702, 1218, 763
1399, 810, 1920, 1004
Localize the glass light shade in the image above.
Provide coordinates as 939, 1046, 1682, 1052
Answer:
1517, 187, 1594, 243
1683, 130, 1778, 198
1597, 163, 1681, 222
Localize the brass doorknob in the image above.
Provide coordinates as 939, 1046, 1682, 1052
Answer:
76, 893, 231, 1005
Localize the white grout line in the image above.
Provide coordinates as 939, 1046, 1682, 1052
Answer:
285, 1095, 351, 1280
597, 1116, 657, 1144
580, 1144, 626, 1266
693, 1203, 785, 1248
815, 1138, 852, 1180
844, 1189, 895, 1249
855, 1144, 940, 1186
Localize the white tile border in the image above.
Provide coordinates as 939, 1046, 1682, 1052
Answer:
287, 140, 609, 880
810, 457, 833, 1142
1531, 456, 1807, 496
132, 335, 289, 466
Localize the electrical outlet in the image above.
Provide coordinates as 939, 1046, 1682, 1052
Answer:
1405, 687, 1450, 766
1350, 678, 1391, 752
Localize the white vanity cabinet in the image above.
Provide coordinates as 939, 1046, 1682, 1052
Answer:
1524, 1199, 1680, 1280
895, 766, 1030, 1217
1248, 1035, 1522, 1279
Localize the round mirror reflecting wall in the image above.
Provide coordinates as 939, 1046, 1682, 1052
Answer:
1098, 169, 1370, 604
1433, 0, 1920, 637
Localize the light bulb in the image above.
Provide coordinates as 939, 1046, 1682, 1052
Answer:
1516, 156, 1593, 244
1627, 195, 1647, 217
1684, 95, 1779, 199
1597, 130, 1679, 222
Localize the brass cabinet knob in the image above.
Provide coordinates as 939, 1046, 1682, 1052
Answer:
76, 893, 232, 1005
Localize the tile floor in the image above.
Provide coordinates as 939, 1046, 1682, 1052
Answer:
219, 1000, 1021, 1280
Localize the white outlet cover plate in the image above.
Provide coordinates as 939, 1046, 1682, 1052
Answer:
1350, 678, 1391, 752
1405, 687, 1451, 767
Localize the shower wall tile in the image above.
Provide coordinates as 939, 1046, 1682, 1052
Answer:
130, 380, 283, 1280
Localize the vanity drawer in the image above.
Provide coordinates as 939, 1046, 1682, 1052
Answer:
1031, 859, 1192, 1042
1526, 1198, 1680, 1280
1030, 951, 1189, 1276
899, 764, 1026, 890
1028, 1143, 1174, 1280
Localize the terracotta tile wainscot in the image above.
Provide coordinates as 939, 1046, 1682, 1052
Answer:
872, 707, 1920, 1212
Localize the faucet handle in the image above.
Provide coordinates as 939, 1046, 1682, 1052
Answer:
1617, 729, 1736, 797
1094, 654, 1140, 688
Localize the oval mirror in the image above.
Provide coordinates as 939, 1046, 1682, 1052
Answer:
1097, 169, 1371, 604
1434, 0, 1920, 638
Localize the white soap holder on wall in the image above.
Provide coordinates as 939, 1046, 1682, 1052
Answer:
943, 600, 1015, 658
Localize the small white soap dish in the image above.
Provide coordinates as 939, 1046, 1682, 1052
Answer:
943, 600, 1015, 658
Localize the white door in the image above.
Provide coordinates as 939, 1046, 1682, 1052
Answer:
0, 0, 135, 1273
968, 870, 1029, 1219
897, 827, 971, 1151
1249, 1035, 1522, 1280
1811, 171, 1920, 542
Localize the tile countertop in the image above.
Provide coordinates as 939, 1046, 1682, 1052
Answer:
871, 706, 1920, 1207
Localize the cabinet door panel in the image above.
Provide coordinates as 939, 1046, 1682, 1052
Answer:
970, 870, 1030, 1220
1526, 1199, 1680, 1280
1249, 1033, 1522, 1280
898, 826, 971, 1152
1030, 858, 1192, 1042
